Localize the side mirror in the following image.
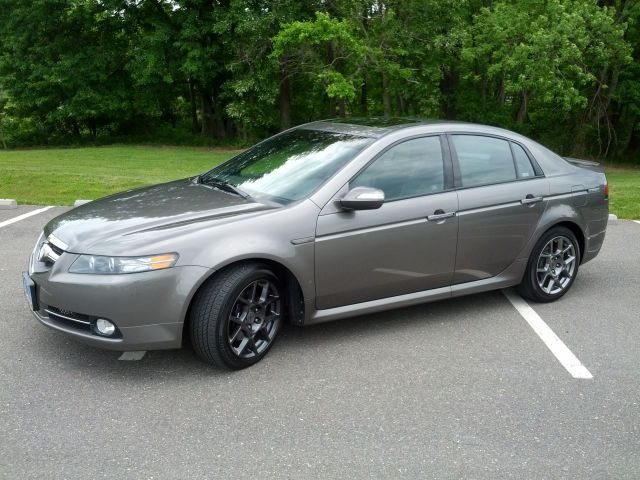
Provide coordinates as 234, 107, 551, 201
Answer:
339, 187, 385, 210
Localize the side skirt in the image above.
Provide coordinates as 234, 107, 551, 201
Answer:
306, 259, 527, 325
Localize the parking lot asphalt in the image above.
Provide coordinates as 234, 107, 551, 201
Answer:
1, 206, 639, 479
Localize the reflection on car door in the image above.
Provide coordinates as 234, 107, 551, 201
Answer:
449, 134, 549, 284
314, 135, 459, 310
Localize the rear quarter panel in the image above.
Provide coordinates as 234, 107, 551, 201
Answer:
519, 166, 608, 266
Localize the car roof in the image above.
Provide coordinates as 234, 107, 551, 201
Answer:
296, 117, 573, 178
299, 117, 511, 139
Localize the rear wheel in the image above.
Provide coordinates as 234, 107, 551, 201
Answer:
518, 226, 580, 303
190, 263, 282, 369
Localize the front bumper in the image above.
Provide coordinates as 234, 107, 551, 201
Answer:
27, 258, 210, 351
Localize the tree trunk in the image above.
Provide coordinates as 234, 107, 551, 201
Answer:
516, 91, 528, 124
360, 75, 368, 115
71, 120, 80, 137
279, 66, 292, 130
481, 76, 487, 109
440, 68, 458, 119
188, 79, 199, 134
0, 119, 6, 149
614, 110, 637, 159
88, 118, 97, 138
202, 91, 227, 139
497, 80, 506, 107
211, 93, 227, 139
382, 72, 391, 118
201, 94, 216, 137
396, 92, 405, 115
338, 99, 346, 117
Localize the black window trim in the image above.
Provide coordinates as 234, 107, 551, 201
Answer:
446, 132, 545, 190
509, 140, 544, 177
347, 133, 455, 204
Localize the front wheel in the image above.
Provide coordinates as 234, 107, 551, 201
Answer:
518, 226, 580, 303
190, 263, 282, 369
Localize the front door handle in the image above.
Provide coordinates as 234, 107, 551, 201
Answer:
521, 194, 543, 205
427, 209, 456, 222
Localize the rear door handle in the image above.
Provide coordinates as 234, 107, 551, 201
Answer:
521, 194, 543, 205
427, 210, 456, 222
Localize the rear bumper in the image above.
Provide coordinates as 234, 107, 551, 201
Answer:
27, 264, 210, 351
582, 202, 609, 265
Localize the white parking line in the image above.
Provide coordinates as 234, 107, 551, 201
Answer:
118, 351, 147, 361
634, 220, 640, 225
0, 206, 54, 229
503, 289, 593, 379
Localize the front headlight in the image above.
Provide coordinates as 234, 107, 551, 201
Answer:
68, 253, 178, 274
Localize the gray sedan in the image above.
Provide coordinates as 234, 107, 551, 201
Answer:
24, 118, 609, 369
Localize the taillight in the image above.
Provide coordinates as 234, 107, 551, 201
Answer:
604, 182, 609, 199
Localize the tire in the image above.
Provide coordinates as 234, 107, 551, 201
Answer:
190, 263, 283, 369
517, 226, 581, 303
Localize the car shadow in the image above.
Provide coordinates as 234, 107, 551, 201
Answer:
32, 290, 509, 382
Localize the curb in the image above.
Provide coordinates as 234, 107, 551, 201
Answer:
0, 199, 17, 209
609, 214, 618, 220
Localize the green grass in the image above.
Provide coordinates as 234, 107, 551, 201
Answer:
0, 146, 638, 218
0, 145, 240, 205
603, 164, 640, 220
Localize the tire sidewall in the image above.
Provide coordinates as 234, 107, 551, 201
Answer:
527, 227, 581, 302
216, 266, 282, 368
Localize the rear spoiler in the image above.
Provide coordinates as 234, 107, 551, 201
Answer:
563, 157, 604, 173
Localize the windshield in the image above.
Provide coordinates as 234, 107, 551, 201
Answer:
200, 129, 374, 203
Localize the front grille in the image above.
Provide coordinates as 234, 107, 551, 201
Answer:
44, 306, 92, 333
47, 242, 64, 257
36, 242, 62, 266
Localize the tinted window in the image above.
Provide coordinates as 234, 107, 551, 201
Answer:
202, 130, 373, 203
350, 136, 444, 201
452, 135, 516, 187
512, 143, 536, 179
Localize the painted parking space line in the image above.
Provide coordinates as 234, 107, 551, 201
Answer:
118, 351, 147, 361
503, 289, 593, 379
0, 206, 54, 229
634, 220, 640, 225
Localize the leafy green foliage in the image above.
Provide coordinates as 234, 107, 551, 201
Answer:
0, 0, 638, 161
459, 0, 632, 153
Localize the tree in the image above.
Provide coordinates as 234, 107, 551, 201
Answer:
0, 0, 637, 160
459, 0, 631, 155
0, 0, 145, 138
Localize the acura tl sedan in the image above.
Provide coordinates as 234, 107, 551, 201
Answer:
24, 119, 609, 369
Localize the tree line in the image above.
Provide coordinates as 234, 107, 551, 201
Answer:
0, 0, 638, 160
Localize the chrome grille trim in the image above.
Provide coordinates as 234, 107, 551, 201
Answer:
47, 234, 69, 252
47, 242, 64, 256
44, 308, 91, 325
37, 243, 60, 264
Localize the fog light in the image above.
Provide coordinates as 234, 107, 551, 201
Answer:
95, 318, 116, 336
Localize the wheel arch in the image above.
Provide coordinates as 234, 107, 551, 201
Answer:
522, 204, 587, 266
181, 258, 306, 347
550, 220, 585, 263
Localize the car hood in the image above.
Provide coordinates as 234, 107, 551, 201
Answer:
44, 178, 277, 253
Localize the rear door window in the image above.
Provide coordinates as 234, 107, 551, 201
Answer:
451, 135, 517, 187
511, 142, 536, 179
